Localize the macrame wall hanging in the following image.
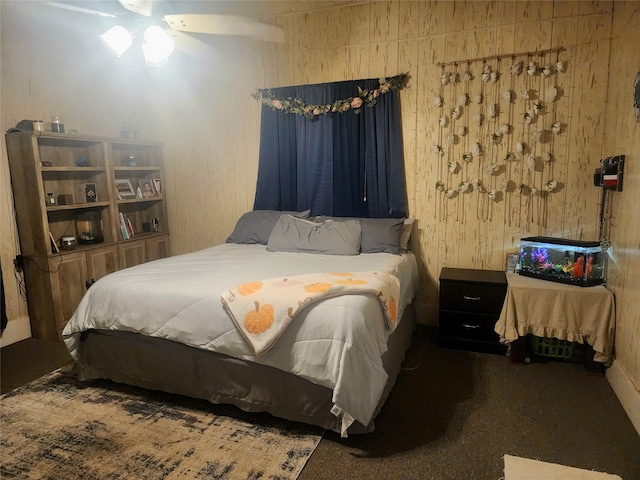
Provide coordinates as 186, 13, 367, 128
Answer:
433, 47, 566, 228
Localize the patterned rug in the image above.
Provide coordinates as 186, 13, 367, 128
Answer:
0, 365, 324, 479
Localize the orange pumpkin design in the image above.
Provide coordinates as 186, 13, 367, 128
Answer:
244, 301, 275, 334
304, 282, 333, 294
335, 279, 367, 285
237, 281, 263, 296
389, 296, 397, 324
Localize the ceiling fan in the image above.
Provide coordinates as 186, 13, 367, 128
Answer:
45, 0, 285, 66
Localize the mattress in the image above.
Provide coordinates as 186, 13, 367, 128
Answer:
63, 243, 420, 434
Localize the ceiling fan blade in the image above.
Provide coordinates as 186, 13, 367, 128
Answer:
163, 13, 284, 43
165, 29, 213, 57
43, 2, 117, 17
118, 0, 153, 16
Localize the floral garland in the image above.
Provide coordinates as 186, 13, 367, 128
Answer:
251, 73, 409, 120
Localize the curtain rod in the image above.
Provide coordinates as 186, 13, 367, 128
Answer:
436, 47, 565, 68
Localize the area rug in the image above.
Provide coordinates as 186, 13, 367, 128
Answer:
0, 365, 324, 479
504, 454, 623, 480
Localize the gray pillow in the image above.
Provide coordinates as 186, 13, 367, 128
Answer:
226, 209, 310, 245
267, 215, 361, 255
317, 216, 404, 254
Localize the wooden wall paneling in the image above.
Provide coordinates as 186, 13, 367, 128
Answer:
263, 54, 280, 87
444, 0, 468, 33
184, 138, 205, 251
329, 47, 351, 82
369, 1, 399, 43
398, 1, 420, 40
313, 48, 332, 83
329, 7, 350, 49
293, 13, 315, 52
564, 40, 610, 239
443, 31, 469, 63
347, 45, 371, 80
514, 20, 553, 53
368, 42, 399, 80
550, 17, 579, 48
293, 50, 315, 86
553, 1, 581, 19
516, 0, 554, 23
398, 39, 420, 216
347, 4, 371, 45
418, 1, 446, 37
467, 27, 497, 59
577, 14, 613, 45
579, 1, 613, 16
495, 0, 518, 26
312, 9, 332, 50
277, 14, 295, 56
468, 1, 498, 29
171, 139, 195, 254
603, 0, 640, 385
277, 53, 295, 87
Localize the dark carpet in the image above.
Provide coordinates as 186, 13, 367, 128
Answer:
2, 327, 639, 480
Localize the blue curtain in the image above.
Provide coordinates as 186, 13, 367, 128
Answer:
253, 78, 407, 218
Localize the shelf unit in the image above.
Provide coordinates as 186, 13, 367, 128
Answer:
5, 131, 170, 340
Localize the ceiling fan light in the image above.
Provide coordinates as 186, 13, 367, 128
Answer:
144, 25, 175, 58
142, 42, 169, 67
99, 25, 133, 57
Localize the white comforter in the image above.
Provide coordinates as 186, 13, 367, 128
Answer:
63, 244, 419, 431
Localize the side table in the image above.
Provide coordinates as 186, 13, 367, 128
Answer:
438, 268, 508, 355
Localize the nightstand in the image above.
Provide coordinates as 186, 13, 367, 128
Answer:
438, 267, 508, 355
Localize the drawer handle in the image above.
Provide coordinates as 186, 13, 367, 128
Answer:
462, 323, 480, 329
463, 295, 481, 301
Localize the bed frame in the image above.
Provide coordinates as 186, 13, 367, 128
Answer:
75, 303, 416, 435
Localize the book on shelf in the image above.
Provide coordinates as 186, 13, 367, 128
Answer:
118, 212, 131, 240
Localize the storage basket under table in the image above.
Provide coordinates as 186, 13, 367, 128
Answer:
529, 335, 577, 360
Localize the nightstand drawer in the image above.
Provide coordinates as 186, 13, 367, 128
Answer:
439, 311, 501, 343
439, 282, 507, 314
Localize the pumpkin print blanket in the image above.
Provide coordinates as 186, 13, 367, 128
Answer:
220, 271, 400, 356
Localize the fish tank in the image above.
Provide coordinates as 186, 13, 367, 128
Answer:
518, 236, 605, 287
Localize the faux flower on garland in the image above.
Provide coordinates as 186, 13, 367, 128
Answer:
252, 73, 409, 120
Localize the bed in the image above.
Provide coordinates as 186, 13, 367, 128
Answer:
62, 211, 419, 436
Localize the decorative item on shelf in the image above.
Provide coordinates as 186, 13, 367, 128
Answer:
136, 186, 143, 198
40, 161, 53, 167
505, 253, 520, 273
115, 179, 136, 199
45, 193, 56, 207
127, 155, 137, 166
153, 178, 161, 194
59, 236, 77, 250
57, 194, 74, 205
76, 211, 104, 245
75, 183, 97, 203
139, 179, 157, 198
75, 156, 89, 167
51, 116, 65, 133
151, 218, 159, 232
142, 222, 151, 232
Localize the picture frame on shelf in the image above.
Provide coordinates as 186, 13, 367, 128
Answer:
153, 178, 161, 194
115, 179, 136, 199
506, 252, 520, 273
75, 182, 97, 203
139, 179, 157, 198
